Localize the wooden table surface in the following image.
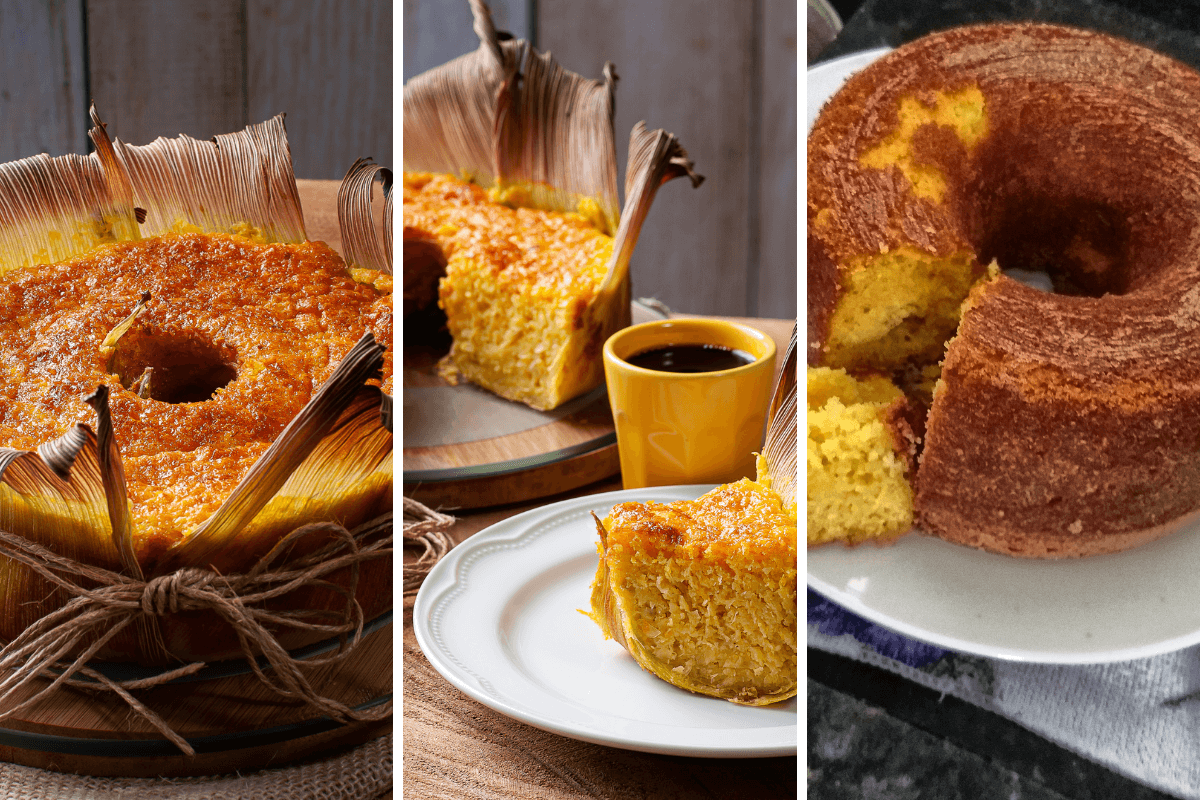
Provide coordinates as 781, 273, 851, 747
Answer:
402, 317, 797, 800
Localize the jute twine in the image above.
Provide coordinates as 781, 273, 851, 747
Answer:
402, 497, 455, 596
0, 514, 393, 756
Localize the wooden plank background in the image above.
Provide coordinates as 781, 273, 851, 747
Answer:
2, 0, 392, 180
402, 0, 798, 320
0, 1, 88, 160
403, 0, 530, 79
2, 0, 796, 315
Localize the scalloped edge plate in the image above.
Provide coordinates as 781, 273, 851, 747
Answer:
414, 486, 797, 758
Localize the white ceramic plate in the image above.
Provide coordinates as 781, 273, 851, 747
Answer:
808, 529, 1200, 664
414, 486, 798, 758
806, 50, 1200, 664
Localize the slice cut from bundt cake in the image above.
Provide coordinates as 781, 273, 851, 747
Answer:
807, 366, 923, 546
589, 471, 797, 706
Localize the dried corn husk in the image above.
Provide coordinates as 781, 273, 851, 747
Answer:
103, 107, 307, 243
340, 158, 393, 275
0, 121, 137, 275
0, 109, 392, 665
403, 0, 702, 408
763, 325, 798, 511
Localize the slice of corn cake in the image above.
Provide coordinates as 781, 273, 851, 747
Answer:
807, 366, 923, 546
589, 476, 797, 706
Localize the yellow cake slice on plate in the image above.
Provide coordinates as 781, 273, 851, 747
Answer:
807, 365, 923, 547
589, 469, 797, 706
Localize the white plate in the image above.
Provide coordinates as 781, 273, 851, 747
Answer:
414, 486, 798, 758
806, 51, 1200, 664
808, 528, 1200, 664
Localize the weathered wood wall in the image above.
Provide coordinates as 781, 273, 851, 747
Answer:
403, 0, 530, 79
1, 0, 391, 180
402, 0, 798, 320
0, 1, 88, 160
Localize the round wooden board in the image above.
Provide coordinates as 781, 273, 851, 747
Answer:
0, 623, 391, 778
403, 303, 665, 510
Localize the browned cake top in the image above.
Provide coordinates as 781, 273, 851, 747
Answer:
809, 22, 1200, 553
606, 479, 797, 563
0, 231, 392, 555
402, 172, 612, 300
809, 22, 1200, 379
810, 23, 1200, 260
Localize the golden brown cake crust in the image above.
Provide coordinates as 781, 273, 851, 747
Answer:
0, 231, 391, 554
606, 479, 798, 559
806, 235, 839, 366
809, 23, 1200, 556
593, 480, 797, 705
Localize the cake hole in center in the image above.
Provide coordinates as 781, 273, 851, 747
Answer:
110, 331, 237, 403
977, 196, 1131, 298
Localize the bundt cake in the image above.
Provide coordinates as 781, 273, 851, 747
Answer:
589, 465, 797, 706
0, 112, 392, 663
402, 171, 619, 410
808, 22, 1200, 557
403, 2, 700, 411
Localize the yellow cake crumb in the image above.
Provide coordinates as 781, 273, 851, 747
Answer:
589, 476, 797, 705
824, 247, 985, 371
807, 366, 914, 545
403, 171, 618, 410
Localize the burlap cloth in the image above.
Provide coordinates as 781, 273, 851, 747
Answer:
0, 734, 391, 799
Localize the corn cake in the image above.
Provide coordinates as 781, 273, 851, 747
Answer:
807, 366, 922, 546
403, 171, 619, 411
0, 230, 392, 564
589, 475, 797, 706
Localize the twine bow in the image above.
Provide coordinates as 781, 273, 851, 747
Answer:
0, 514, 393, 755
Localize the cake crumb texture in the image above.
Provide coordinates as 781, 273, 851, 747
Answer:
590, 477, 797, 705
403, 171, 615, 410
807, 367, 915, 546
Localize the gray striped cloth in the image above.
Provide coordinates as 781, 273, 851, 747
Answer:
810, 591, 1200, 798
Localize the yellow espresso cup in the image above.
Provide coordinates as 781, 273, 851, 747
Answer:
603, 319, 777, 489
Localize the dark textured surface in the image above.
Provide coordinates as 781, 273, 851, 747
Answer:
807, 2, 1200, 796
807, 650, 1180, 800
809, 680, 1070, 800
819, 0, 1200, 69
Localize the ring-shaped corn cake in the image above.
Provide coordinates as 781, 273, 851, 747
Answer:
0, 230, 391, 566
809, 22, 1200, 556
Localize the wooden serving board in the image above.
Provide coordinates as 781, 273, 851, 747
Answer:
0, 624, 391, 778
403, 303, 667, 511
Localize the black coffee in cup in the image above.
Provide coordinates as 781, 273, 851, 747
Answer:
625, 344, 755, 373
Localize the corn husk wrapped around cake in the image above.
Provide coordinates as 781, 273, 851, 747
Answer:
589, 330, 798, 706
403, 0, 702, 410
0, 108, 392, 666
